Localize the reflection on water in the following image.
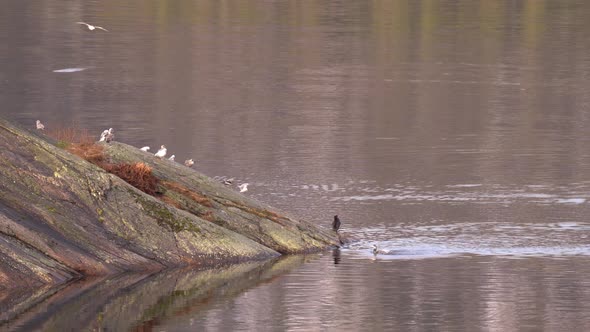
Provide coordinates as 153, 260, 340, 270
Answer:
3, 257, 307, 331
2, 0, 590, 330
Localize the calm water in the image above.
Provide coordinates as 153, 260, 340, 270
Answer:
2, 0, 590, 330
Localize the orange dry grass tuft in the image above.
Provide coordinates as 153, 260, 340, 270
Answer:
46, 127, 94, 145
45, 126, 164, 198
45, 126, 106, 164
160, 195, 182, 209
161, 181, 212, 207
67, 142, 106, 164
104, 162, 160, 195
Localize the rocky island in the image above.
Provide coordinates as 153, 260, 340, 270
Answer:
0, 117, 339, 294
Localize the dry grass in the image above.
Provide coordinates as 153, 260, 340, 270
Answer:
199, 210, 215, 222
160, 195, 182, 209
45, 126, 106, 164
44, 126, 214, 216
161, 181, 213, 207
67, 142, 106, 164
46, 126, 94, 146
104, 162, 160, 195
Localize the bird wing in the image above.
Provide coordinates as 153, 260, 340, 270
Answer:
76, 22, 90, 27
96, 26, 109, 32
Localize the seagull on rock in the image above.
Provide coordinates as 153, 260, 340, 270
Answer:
140, 146, 150, 152
238, 183, 249, 193
105, 128, 114, 142
99, 129, 109, 142
77, 22, 108, 31
154, 145, 167, 158
168, 155, 175, 161
184, 159, 194, 167
99, 128, 114, 143
36, 120, 45, 130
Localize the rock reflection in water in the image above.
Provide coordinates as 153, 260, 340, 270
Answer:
2, 256, 307, 331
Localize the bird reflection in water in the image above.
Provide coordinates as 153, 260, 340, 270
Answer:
332, 248, 341, 264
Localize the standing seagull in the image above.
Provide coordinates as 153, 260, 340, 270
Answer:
184, 159, 194, 167
154, 145, 167, 158
98, 128, 109, 142
76, 22, 108, 31
168, 155, 175, 161
140, 146, 150, 152
104, 128, 114, 142
238, 183, 249, 193
332, 215, 341, 232
36, 120, 45, 130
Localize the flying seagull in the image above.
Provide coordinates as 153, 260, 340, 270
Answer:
332, 215, 341, 232
154, 145, 167, 158
76, 22, 108, 32
184, 159, 194, 167
238, 183, 249, 193
140, 146, 150, 152
36, 120, 45, 130
168, 154, 175, 161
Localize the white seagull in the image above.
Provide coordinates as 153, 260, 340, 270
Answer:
168, 155, 175, 161
154, 145, 167, 158
140, 146, 150, 152
184, 159, 194, 167
238, 183, 249, 193
76, 22, 108, 32
223, 179, 234, 186
98, 129, 109, 142
105, 128, 114, 142
36, 120, 45, 130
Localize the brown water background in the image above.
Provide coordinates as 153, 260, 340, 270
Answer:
2, 1, 590, 331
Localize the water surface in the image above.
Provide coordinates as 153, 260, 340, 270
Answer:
2, 0, 590, 330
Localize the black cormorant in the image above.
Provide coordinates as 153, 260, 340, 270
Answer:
332, 215, 341, 232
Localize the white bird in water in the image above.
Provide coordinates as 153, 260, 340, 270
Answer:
238, 183, 249, 193
36, 120, 45, 130
140, 146, 150, 152
76, 22, 108, 32
168, 155, 175, 161
372, 244, 378, 255
223, 179, 234, 186
154, 145, 167, 158
184, 159, 194, 167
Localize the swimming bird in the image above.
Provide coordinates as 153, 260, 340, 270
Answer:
332, 215, 341, 232
238, 183, 249, 193
372, 244, 379, 256
223, 179, 234, 186
140, 146, 150, 152
184, 159, 194, 167
168, 155, 175, 161
76, 22, 108, 32
154, 145, 167, 158
36, 120, 45, 130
